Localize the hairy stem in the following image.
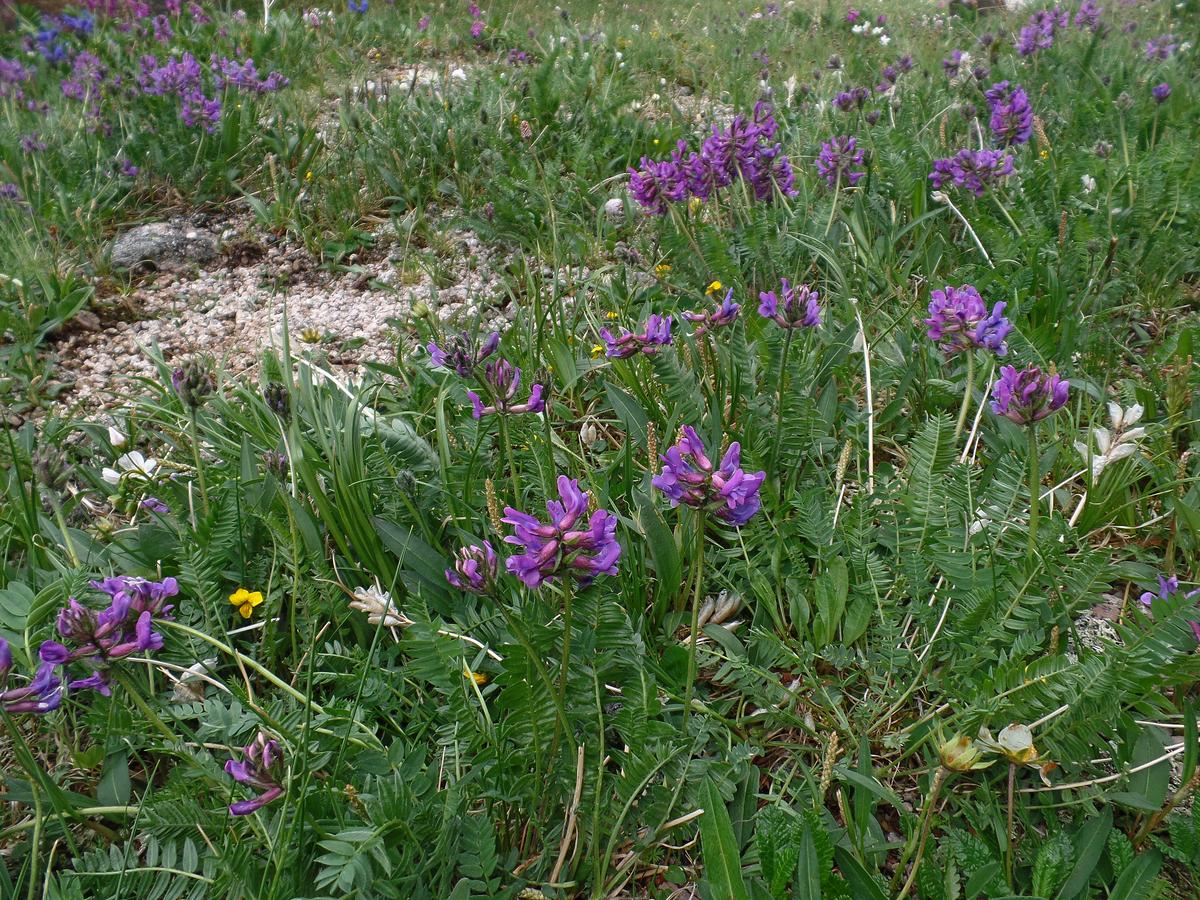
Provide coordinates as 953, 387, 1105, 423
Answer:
1027, 428, 1040, 559
683, 515, 705, 727
954, 351, 976, 443
895, 767, 948, 899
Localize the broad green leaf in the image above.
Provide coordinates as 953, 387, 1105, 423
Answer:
699, 779, 750, 900
1107, 849, 1162, 900
1055, 807, 1111, 899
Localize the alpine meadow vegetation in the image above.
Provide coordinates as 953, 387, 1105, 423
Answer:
2, 0, 1200, 897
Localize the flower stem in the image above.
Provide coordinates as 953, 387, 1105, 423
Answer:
895, 766, 948, 899
498, 415, 521, 502
557, 582, 574, 720
1006, 762, 1017, 886
683, 515, 705, 728
1027, 428, 1040, 559
188, 408, 210, 517
496, 600, 574, 751
768, 327, 796, 478
823, 176, 840, 237
954, 351, 976, 443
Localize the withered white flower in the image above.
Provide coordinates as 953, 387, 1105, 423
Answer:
349, 583, 414, 629
1074, 402, 1146, 482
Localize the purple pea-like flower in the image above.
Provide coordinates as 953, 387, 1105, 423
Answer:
628, 155, 687, 215
1074, 0, 1102, 31
1151, 83, 1171, 104
683, 289, 740, 337
1139, 575, 1200, 643
428, 330, 500, 377
925, 285, 1011, 356
989, 365, 1069, 425
140, 497, 170, 514
758, 279, 821, 330
601, 314, 673, 358
417, 14, 431, 30
815, 135, 866, 188
985, 82, 1033, 147
225, 732, 286, 815
446, 541, 498, 595
929, 149, 1015, 197
502, 476, 621, 588
651, 426, 765, 526
1144, 34, 1177, 61
467, 359, 545, 419
942, 49, 964, 77
0, 653, 65, 715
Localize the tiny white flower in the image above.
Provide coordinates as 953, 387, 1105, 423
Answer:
450, 67, 467, 81
102, 451, 159, 486
603, 198, 624, 219
1075, 403, 1147, 482
1081, 174, 1096, 194
108, 426, 127, 448
350, 583, 413, 629
879, 34, 891, 46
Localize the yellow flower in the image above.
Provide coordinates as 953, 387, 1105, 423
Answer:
706, 280, 723, 295
654, 263, 671, 275
1039, 149, 1049, 160
229, 588, 264, 619
605, 310, 619, 319
653, 138, 660, 145
688, 196, 703, 214
590, 344, 606, 357
463, 665, 489, 685
305, 170, 313, 181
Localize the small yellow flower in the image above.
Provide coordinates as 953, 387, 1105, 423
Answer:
591, 343, 606, 357
652, 138, 660, 145
1039, 149, 1049, 160
229, 588, 264, 619
305, 170, 313, 181
688, 196, 703, 214
706, 280, 723, 295
654, 263, 671, 275
463, 665, 489, 685
605, 310, 619, 319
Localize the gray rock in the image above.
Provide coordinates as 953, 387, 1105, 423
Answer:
109, 220, 219, 272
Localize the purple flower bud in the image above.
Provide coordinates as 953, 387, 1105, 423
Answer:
989, 365, 1069, 426
683, 289, 741, 337
1151, 82, 1171, 104
427, 330, 500, 377
758, 279, 821, 329
466, 359, 545, 418
225, 732, 285, 815
446, 541, 499, 594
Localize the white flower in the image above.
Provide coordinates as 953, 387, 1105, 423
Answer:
349, 584, 413, 629
450, 67, 467, 82
107, 426, 127, 448
1074, 402, 1146, 482
1081, 174, 1096, 194
603, 198, 624, 220
102, 451, 159, 486
879, 34, 891, 46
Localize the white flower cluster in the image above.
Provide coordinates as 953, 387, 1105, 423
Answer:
1074, 402, 1146, 482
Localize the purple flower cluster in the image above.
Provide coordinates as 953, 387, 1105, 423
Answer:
1074, 0, 1102, 31
985, 82, 1033, 147
135, 51, 286, 132
1152, 83, 1171, 104
428, 330, 500, 377
942, 49, 965, 77
0, 576, 177, 714
225, 732, 286, 815
815, 135, 866, 188
502, 476, 621, 588
601, 314, 673, 358
683, 289, 740, 337
758, 279, 821, 329
833, 87, 871, 111
1139, 575, 1200, 642
929, 149, 1015, 197
467, 359, 545, 418
210, 56, 289, 94
990, 365, 1069, 425
1016, 6, 1068, 56
468, 2, 485, 40
446, 542, 498, 594
652, 426, 765, 526
924, 284, 1011, 356
1144, 34, 1177, 61
628, 103, 797, 214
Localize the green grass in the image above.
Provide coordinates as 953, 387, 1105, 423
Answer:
2, 0, 1200, 897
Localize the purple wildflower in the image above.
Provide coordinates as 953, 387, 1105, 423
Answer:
628, 155, 687, 215
225, 732, 286, 815
348, 0, 368, 11
428, 330, 500, 377
1139, 575, 1200, 643
502, 476, 621, 588
118, 157, 139, 177
815, 135, 866, 187
929, 149, 1015, 197
1074, 0, 1102, 30
758, 279, 820, 329
652, 426, 765, 526
417, 14, 431, 30
989, 365, 1069, 425
467, 360, 545, 418
140, 497, 169, 514
0, 642, 65, 715
683, 289, 740, 337
470, 19, 484, 39
601, 314, 673, 358
1152, 83, 1171, 104
1016, 7, 1067, 56
942, 50, 965, 77
1144, 35, 1177, 61
925, 285, 1011, 356
0, 183, 22, 202
445, 541, 498, 594
985, 82, 1033, 147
